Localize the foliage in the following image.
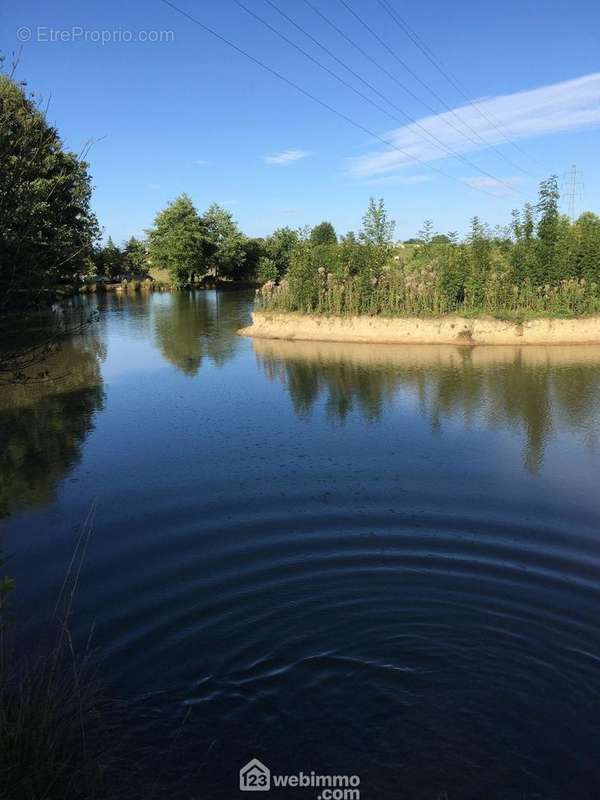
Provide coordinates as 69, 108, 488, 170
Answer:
259, 189, 600, 319
123, 236, 148, 273
90, 236, 148, 281
256, 256, 278, 284
360, 197, 396, 247
201, 203, 246, 279
93, 237, 123, 280
147, 194, 206, 287
240, 237, 264, 280
358, 197, 396, 276
262, 227, 300, 278
0, 68, 99, 310
309, 221, 337, 246
0, 507, 111, 800
575, 212, 600, 284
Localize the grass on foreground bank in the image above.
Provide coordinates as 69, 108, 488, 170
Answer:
0, 507, 108, 800
0, 503, 201, 800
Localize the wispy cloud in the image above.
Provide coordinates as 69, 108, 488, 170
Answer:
148, 183, 161, 190
193, 159, 210, 165
364, 174, 434, 186
349, 72, 600, 177
218, 199, 238, 207
264, 149, 310, 165
462, 176, 522, 197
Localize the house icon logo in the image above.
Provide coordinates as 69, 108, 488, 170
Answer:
240, 758, 271, 791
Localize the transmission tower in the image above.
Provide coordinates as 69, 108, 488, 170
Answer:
562, 164, 584, 222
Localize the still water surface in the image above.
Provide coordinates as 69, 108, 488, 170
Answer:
2, 290, 600, 798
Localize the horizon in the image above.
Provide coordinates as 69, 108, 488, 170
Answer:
1, 0, 599, 242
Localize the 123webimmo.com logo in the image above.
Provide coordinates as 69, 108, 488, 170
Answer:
240, 759, 360, 799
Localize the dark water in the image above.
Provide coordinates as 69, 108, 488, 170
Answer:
2, 290, 600, 799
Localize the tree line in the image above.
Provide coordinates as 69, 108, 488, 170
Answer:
2, 61, 600, 321
261, 182, 600, 318
92, 195, 342, 288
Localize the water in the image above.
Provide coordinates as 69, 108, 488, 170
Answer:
2, 290, 600, 798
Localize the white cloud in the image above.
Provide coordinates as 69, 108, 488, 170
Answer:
264, 149, 310, 165
349, 72, 600, 177
462, 176, 522, 197
364, 174, 434, 186
193, 159, 210, 165
148, 183, 161, 190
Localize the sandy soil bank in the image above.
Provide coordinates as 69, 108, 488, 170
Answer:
238, 311, 600, 346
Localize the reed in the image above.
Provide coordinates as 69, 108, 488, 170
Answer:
259, 269, 600, 319
0, 503, 109, 800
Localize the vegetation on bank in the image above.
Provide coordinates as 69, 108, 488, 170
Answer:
258, 185, 600, 319
0, 63, 99, 314
0, 512, 108, 800
2, 58, 600, 323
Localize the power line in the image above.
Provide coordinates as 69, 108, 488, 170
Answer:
254, 0, 524, 197
156, 0, 511, 197
231, 0, 426, 137
338, 0, 538, 180
301, 0, 502, 155
376, 0, 544, 173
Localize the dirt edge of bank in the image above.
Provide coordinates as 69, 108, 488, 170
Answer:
238, 311, 600, 346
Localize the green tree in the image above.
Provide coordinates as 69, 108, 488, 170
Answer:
360, 198, 396, 246
201, 203, 246, 280
240, 237, 264, 279
310, 221, 337, 246
99, 237, 124, 280
256, 256, 278, 284
123, 236, 148, 274
536, 176, 561, 283
417, 220, 434, 245
0, 68, 98, 310
511, 202, 539, 284
263, 227, 300, 277
465, 216, 492, 307
575, 212, 600, 284
147, 194, 206, 287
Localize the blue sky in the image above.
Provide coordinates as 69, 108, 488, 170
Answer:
2, 0, 599, 242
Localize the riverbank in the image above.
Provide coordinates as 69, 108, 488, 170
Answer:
239, 311, 600, 346
78, 277, 258, 295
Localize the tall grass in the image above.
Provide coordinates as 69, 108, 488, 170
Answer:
0, 503, 109, 800
0, 503, 201, 800
258, 270, 600, 319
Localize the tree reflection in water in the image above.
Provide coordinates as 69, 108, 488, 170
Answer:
253, 340, 600, 473
153, 291, 250, 375
0, 331, 105, 517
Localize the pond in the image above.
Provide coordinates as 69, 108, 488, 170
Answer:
2, 290, 600, 798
